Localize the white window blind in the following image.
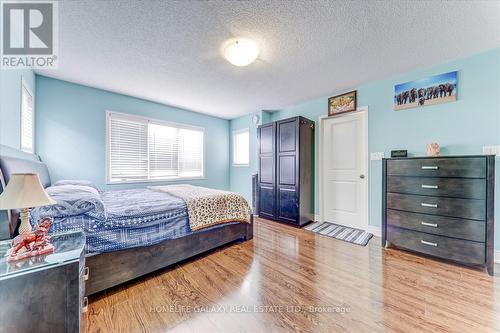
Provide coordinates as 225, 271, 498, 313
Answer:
109, 115, 149, 182
233, 128, 249, 166
21, 80, 34, 153
107, 112, 204, 183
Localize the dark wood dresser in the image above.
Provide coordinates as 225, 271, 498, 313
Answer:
382, 155, 495, 275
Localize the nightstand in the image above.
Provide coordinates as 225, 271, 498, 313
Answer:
0, 231, 87, 333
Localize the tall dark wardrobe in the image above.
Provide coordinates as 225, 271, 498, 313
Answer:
257, 116, 314, 227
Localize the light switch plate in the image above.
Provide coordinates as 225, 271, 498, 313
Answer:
370, 152, 385, 160
482, 145, 500, 156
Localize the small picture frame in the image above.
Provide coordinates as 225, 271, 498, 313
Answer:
328, 90, 357, 116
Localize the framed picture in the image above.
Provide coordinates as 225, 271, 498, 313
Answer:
328, 90, 357, 116
394, 71, 457, 111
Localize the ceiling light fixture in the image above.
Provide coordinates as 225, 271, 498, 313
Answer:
223, 38, 259, 67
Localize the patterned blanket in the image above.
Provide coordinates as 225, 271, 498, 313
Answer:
149, 185, 251, 231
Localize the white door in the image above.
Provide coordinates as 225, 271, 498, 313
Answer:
320, 110, 368, 229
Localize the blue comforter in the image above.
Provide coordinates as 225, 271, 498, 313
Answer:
31, 187, 199, 254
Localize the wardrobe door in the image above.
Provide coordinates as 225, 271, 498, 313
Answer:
276, 118, 299, 224
258, 123, 276, 220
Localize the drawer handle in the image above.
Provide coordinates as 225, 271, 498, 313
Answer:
421, 203, 438, 208
82, 296, 89, 313
421, 184, 438, 189
421, 240, 438, 247
421, 166, 439, 170
421, 221, 438, 228
83, 266, 90, 281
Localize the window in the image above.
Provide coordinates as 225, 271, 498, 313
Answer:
107, 111, 204, 183
21, 79, 34, 153
233, 128, 249, 166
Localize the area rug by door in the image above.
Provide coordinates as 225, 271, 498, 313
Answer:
304, 222, 373, 246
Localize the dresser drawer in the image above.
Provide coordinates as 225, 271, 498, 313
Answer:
387, 157, 486, 178
387, 176, 486, 199
387, 227, 485, 265
387, 209, 485, 242
387, 193, 485, 220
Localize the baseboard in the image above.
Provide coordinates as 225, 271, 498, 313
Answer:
365, 225, 381, 237
495, 250, 500, 264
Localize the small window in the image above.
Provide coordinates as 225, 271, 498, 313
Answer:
107, 111, 204, 183
21, 79, 34, 153
233, 128, 249, 166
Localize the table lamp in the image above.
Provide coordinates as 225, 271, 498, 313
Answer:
0, 173, 56, 234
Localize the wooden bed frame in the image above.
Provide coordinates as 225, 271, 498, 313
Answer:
85, 218, 252, 295
0, 147, 253, 296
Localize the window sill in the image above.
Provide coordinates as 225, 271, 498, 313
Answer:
232, 164, 250, 168
107, 176, 206, 185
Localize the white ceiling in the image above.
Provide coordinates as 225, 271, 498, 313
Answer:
37, 0, 500, 119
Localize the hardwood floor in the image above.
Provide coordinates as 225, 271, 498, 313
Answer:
86, 217, 500, 333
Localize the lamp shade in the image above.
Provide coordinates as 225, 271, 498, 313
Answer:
0, 173, 56, 209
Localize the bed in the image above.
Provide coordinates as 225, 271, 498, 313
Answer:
0, 149, 253, 295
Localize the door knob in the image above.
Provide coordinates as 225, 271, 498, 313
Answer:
360, 174, 365, 179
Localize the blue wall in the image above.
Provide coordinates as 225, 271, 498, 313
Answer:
0, 69, 35, 150
35, 75, 230, 191
229, 48, 500, 248
228, 111, 264, 204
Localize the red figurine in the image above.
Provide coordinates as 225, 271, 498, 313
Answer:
7, 217, 55, 262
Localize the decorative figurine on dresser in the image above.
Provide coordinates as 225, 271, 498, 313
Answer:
382, 155, 495, 275
7, 217, 54, 261
257, 116, 314, 226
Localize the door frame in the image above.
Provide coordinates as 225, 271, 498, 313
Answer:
318, 106, 369, 230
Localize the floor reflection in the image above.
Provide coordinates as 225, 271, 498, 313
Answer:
87, 218, 500, 333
